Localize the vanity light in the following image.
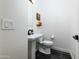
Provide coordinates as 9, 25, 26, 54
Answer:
29, 0, 33, 4
28, 0, 37, 4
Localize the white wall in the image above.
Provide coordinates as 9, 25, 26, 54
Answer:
0, 0, 3, 57
0, 0, 28, 59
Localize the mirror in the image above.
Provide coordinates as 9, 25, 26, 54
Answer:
36, 12, 42, 27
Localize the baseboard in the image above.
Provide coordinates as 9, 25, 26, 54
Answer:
51, 46, 74, 59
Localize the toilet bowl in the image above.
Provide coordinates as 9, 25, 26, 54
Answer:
38, 35, 54, 54
39, 40, 54, 54
37, 35, 54, 54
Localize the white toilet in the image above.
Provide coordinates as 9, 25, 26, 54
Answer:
38, 35, 54, 54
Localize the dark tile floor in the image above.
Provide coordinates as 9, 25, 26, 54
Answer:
36, 49, 72, 59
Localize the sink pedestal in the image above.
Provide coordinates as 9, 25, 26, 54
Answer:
28, 40, 36, 59
28, 34, 43, 59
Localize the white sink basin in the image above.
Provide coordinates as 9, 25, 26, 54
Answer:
28, 34, 43, 41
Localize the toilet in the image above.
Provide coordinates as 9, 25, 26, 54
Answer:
38, 35, 54, 54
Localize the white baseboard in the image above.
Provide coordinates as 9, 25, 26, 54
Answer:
51, 46, 74, 59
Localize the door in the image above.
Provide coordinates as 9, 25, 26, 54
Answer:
70, 0, 79, 58
70, 14, 79, 59
75, 42, 79, 59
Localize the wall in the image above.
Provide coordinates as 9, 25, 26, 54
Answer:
0, 0, 3, 58
0, 0, 28, 59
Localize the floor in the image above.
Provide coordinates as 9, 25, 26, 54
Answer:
36, 49, 72, 59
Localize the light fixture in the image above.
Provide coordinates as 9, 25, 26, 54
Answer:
28, 0, 37, 4
29, 0, 33, 4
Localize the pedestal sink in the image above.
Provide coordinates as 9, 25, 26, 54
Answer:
28, 33, 43, 59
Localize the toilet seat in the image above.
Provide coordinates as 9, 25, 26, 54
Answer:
42, 40, 54, 46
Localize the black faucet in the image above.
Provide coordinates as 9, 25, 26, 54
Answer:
28, 28, 34, 35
